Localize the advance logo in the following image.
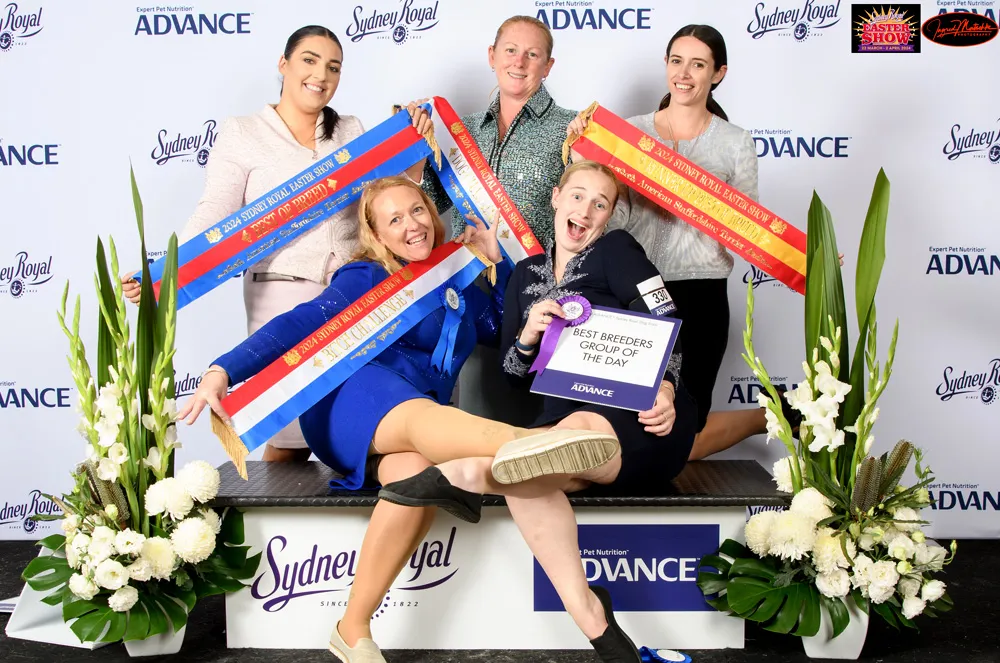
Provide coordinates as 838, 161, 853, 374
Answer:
534, 524, 717, 611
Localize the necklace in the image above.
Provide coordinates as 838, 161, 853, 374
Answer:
664, 111, 712, 154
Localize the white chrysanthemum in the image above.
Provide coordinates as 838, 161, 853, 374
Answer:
816, 569, 851, 598
108, 585, 139, 613
200, 508, 222, 535
888, 535, 916, 561
66, 544, 81, 570
68, 573, 99, 601
61, 514, 81, 536
94, 559, 128, 590
921, 579, 946, 603
790, 487, 834, 525
812, 528, 855, 574
97, 457, 120, 481
902, 595, 926, 619
170, 517, 216, 564
126, 558, 153, 582
772, 456, 801, 493
767, 511, 817, 561
140, 537, 176, 580
892, 507, 922, 532
108, 443, 128, 465
176, 461, 220, 503
145, 478, 194, 520
914, 542, 947, 570
114, 529, 146, 556
897, 577, 921, 598
143, 447, 162, 473
94, 417, 120, 448
745, 510, 779, 557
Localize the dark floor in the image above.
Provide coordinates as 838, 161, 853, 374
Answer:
0, 540, 995, 662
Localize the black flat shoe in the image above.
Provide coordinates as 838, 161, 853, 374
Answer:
774, 385, 803, 437
378, 467, 482, 523
589, 585, 641, 663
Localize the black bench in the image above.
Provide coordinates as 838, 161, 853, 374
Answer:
210, 459, 788, 508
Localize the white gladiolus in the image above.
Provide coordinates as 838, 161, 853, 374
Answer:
143, 447, 162, 473
170, 517, 217, 563
68, 573, 99, 601
897, 577, 921, 598
756, 392, 784, 442
95, 384, 123, 417
126, 558, 153, 582
200, 508, 222, 535
108, 586, 139, 612
163, 398, 178, 421
108, 443, 128, 465
176, 461, 221, 503
745, 511, 779, 556
888, 535, 916, 561
85, 442, 99, 463
813, 361, 852, 403
97, 457, 120, 481
863, 435, 875, 455
141, 414, 157, 431
790, 487, 834, 524
816, 569, 851, 598
772, 456, 800, 493
892, 507, 922, 532
75, 419, 91, 440
94, 559, 128, 590
145, 478, 194, 520
164, 425, 179, 448
114, 529, 146, 556
902, 596, 926, 619
94, 417, 120, 448
140, 537, 177, 580
921, 579, 946, 603
807, 419, 846, 453
767, 511, 817, 561
812, 528, 855, 574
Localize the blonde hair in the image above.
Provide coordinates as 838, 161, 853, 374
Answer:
353, 176, 447, 274
493, 15, 554, 60
557, 160, 622, 207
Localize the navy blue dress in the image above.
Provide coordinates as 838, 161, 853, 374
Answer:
214, 259, 507, 490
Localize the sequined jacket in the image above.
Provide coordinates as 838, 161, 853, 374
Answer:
214, 260, 509, 408
500, 230, 683, 421
422, 86, 576, 243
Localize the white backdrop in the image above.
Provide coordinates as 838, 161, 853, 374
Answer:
1, 0, 997, 540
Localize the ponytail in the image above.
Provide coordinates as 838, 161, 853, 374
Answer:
320, 106, 341, 141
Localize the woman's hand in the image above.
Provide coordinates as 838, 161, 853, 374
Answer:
177, 368, 231, 426
402, 99, 432, 182
454, 211, 502, 264
121, 274, 141, 305
566, 111, 592, 163
519, 299, 566, 348
638, 381, 676, 436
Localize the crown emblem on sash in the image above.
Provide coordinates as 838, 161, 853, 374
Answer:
327, 178, 338, 190
637, 136, 655, 152
449, 122, 463, 135
241, 230, 252, 243
334, 149, 351, 164
449, 147, 458, 158
400, 268, 414, 282
283, 350, 302, 366
769, 220, 788, 235
403, 289, 414, 299
500, 228, 510, 239
521, 233, 536, 249
312, 357, 325, 368
204, 228, 223, 244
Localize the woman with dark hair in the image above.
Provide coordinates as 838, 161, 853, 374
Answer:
124, 26, 430, 462
568, 25, 800, 458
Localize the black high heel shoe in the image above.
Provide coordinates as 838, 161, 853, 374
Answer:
588, 585, 642, 663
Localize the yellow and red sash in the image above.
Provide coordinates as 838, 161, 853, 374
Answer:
566, 104, 807, 294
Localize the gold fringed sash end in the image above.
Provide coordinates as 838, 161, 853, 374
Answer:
465, 244, 497, 286
211, 411, 249, 480
423, 128, 443, 171
561, 100, 599, 165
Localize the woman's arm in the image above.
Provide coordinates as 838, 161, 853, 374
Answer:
179, 117, 250, 242
497, 265, 538, 390
467, 261, 513, 348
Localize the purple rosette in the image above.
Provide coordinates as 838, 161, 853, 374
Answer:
529, 295, 592, 375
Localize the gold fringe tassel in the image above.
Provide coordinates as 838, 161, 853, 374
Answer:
465, 243, 497, 286
211, 411, 249, 480
561, 101, 599, 166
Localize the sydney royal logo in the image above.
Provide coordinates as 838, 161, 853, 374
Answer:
150, 119, 218, 167
743, 265, 795, 291
942, 119, 1000, 163
0, 2, 43, 53
0, 490, 61, 534
0, 251, 53, 299
346, 0, 440, 45
751, 128, 850, 158
747, 0, 843, 41
135, 8, 251, 36
936, 359, 1000, 405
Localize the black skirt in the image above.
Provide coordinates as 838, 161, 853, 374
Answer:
531, 386, 697, 497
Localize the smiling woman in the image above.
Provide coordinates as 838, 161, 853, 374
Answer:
119, 26, 373, 462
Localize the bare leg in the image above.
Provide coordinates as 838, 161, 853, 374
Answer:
687, 409, 767, 461
262, 445, 312, 462
372, 399, 531, 463
338, 452, 436, 647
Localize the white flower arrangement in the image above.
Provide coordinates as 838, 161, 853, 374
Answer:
20, 170, 260, 647
697, 171, 956, 641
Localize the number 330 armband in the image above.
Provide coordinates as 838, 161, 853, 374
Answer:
633, 275, 677, 317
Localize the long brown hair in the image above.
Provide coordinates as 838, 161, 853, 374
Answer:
353, 176, 447, 274
657, 24, 729, 121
